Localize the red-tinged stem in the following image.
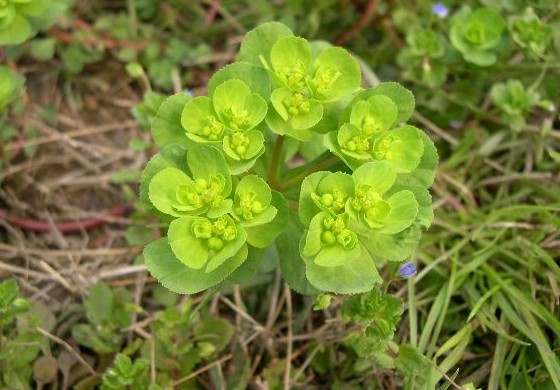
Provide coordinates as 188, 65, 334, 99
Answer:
0, 206, 132, 233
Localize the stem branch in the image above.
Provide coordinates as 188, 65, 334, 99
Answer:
267, 135, 285, 184
276, 155, 339, 192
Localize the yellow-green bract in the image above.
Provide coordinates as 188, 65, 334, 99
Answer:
140, 22, 437, 296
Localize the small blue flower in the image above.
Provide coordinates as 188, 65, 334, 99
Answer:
398, 262, 417, 277
184, 89, 194, 97
431, 3, 449, 18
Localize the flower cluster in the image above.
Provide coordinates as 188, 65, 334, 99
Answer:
141, 22, 436, 295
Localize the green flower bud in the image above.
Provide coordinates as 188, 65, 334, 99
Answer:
208, 236, 224, 251
322, 231, 337, 246
321, 193, 334, 207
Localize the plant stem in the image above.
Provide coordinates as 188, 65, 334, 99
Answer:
276, 155, 339, 192
267, 135, 285, 184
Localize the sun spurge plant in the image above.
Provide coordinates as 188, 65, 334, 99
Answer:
140, 22, 437, 295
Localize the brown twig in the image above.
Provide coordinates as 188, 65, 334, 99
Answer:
0, 205, 132, 233
335, 0, 380, 45
48, 19, 147, 51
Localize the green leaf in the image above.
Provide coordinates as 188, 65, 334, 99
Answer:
277, 212, 320, 295
29, 38, 57, 61
149, 167, 198, 217
238, 22, 293, 68
0, 13, 34, 45
361, 82, 415, 124
151, 93, 194, 148
270, 36, 312, 90
245, 191, 288, 248
309, 47, 361, 101
395, 131, 438, 188
140, 144, 188, 221
181, 96, 224, 143
194, 317, 234, 354
350, 95, 398, 135
304, 242, 381, 294
85, 282, 114, 325
373, 125, 424, 173
352, 161, 397, 195
144, 238, 248, 294
168, 216, 246, 272
187, 145, 232, 196
395, 344, 425, 375
0, 65, 24, 108
378, 190, 418, 234
208, 62, 271, 100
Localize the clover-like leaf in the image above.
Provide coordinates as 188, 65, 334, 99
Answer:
213, 79, 267, 131
168, 215, 247, 273
232, 175, 277, 228
144, 238, 248, 294
269, 36, 312, 90
308, 47, 361, 101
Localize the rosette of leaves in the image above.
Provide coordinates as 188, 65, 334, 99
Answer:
181, 79, 267, 174
397, 28, 448, 87
510, 8, 553, 59
325, 91, 424, 174
0, 65, 24, 108
450, 7, 506, 66
0, 0, 67, 45
490, 79, 540, 131
237, 23, 361, 141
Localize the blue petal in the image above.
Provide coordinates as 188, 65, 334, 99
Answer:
398, 262, 417, 277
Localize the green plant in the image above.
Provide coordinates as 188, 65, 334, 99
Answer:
140, 22, 437, 296
490, 79, 541, 131
0, 279, 43, 389
101, 354, 154, 390
450, 7, 506, 66
71, 282, 138, 354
